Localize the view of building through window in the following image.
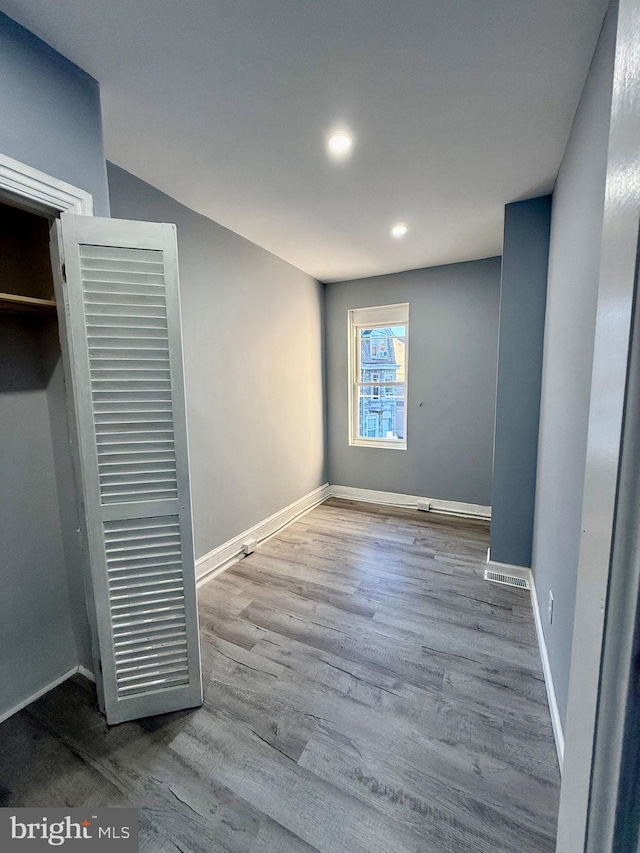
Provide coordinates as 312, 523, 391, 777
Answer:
357, 325, 406, 441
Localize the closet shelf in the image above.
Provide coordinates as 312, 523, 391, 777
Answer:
0, 292, 56, 311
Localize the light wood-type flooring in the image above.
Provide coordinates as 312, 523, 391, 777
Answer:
0, 498, 560, 852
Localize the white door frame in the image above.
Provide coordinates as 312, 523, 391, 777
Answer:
0, 152, 93, 216
555, 0, 640, 849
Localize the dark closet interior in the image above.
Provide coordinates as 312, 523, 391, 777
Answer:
0, 200, 88, 718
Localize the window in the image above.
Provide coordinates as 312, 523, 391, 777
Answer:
371, 372, 380, 399
366, 415, 379, 437
348, 303, 409, 449
370, 336, 388, 359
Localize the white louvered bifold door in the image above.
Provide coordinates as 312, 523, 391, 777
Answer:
58, 213, 202, 724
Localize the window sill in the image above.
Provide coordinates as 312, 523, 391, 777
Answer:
349, 438, 407, 451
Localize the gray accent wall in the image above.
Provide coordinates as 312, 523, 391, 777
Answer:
490, 196, 552, 568
0, 12, 109, 215
532, 5, 617, 728
325, 259, 501, 505
107, 163, 326, 560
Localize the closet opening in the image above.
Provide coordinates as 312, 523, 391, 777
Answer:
0, 199, 88, 722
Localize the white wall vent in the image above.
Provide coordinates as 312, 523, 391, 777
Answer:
484, 569, 530, 590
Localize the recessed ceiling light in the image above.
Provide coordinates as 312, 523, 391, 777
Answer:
391, 223, 408, 239
327, 131, 353, 159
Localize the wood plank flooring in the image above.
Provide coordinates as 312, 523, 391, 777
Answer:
0, 498, 560, 852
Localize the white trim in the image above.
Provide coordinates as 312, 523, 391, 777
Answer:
194, 484, 490, 591
78, 664, 96, 683
350, 437, 406, 451
196, 484, 331, 587
530, 572, 565, 772
485, 551, 565, 771
0, 152, 93, 215
0, 663, 98, 725
330, 485, 491, 519
0, 667, 78, 725
349, 303, 410, 326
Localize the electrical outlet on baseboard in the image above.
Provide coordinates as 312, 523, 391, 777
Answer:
416, 499, 431, 512
548, 591, 554, 625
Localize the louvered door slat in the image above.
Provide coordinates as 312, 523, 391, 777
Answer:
113, 626, 187, 644
58, 213, 202, 724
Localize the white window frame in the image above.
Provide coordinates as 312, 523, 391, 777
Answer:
348, 303, 409, 450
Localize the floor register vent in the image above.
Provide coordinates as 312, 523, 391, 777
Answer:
484, 569, 530, 590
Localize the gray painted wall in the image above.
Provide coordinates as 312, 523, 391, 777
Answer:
107, 163, 326, 559
325, 259, 501, 505
0, 12, 109, 215
0, 317, 78, 716
490, 196, 552, 568
532, 6, 617, 727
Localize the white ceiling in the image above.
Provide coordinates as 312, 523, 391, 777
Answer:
1, 0, 608, 281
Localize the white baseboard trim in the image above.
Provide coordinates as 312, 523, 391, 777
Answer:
0, 662, 98, 726
78, 664, 95, 683
485, 550, 564, 771
529, 572, 565, 773
0, 666, 78, 725
195, 483, 488, 590
196, 483, 331, 587
329, 485, 491, 520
